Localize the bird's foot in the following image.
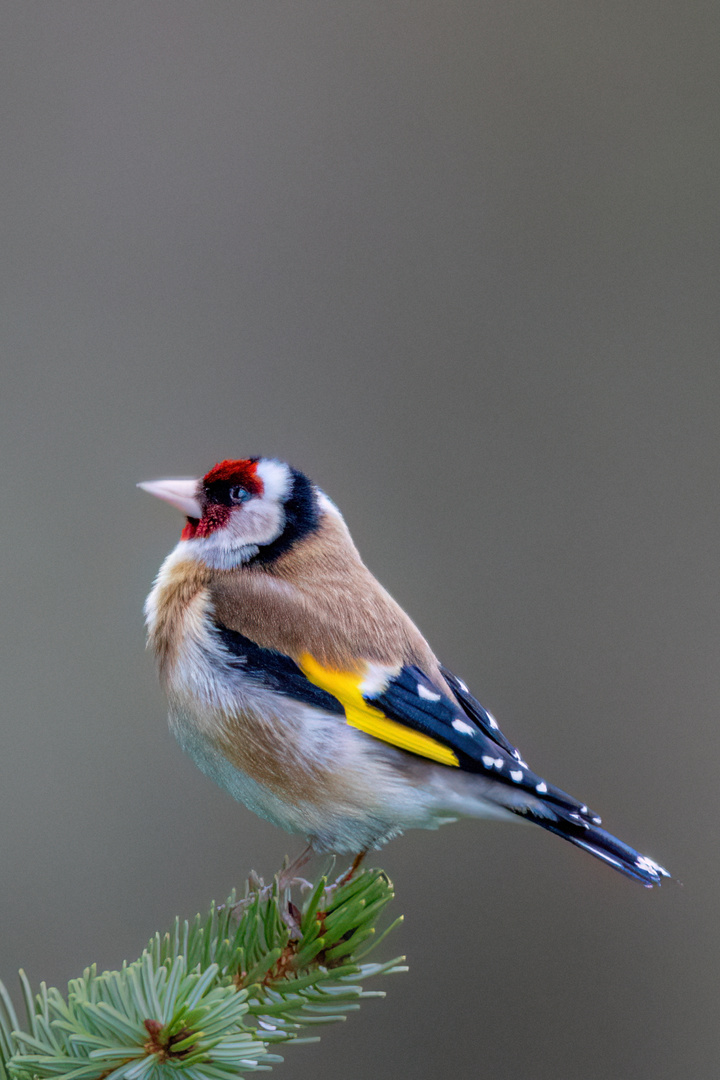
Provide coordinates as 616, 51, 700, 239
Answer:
276, 844, 314, 892
332, 850, 367, 888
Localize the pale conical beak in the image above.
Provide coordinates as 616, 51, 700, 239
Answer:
137, 478, 203, 519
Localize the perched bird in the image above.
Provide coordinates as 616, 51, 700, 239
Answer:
140, 457, 669, 887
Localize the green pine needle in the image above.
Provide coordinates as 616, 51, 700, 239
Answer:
0, 866, 404, 1079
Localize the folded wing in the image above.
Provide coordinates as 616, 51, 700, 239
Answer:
216, 621, 669, 887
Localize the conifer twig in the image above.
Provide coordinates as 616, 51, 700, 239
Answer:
0, 866, 405, 1079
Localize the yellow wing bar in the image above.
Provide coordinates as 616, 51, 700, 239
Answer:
299, 653, 459, 768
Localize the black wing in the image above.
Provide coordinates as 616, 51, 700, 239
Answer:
366, 664, 594, 816
364, 663, 669, 887
215, 622, 669, 887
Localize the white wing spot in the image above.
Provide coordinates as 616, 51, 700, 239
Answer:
452, 718, 475, 735
510, 769, 524, 782
581, 805, 588, 814
535, 781, 548, 794
592, 815, 602, 825
635, 855, 669, 877
360, 662, 398, 697
458, 679, 469, 692
486, 711, 499, 730
482, 755, 504, 770
417, 683, 441, 701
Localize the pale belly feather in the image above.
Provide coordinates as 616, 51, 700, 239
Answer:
167, 690, 449, 851
153, 572, 509, 852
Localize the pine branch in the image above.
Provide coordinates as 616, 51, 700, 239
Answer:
0, 867, 405, 1079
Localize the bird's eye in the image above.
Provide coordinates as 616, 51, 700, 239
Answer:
228, 485, 250, 504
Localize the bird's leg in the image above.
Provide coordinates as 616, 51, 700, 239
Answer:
277, 844, 314, 891
226, 847, 315, 925
334, 850, 367, 887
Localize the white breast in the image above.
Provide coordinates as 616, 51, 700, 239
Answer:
145, 543, 456, 851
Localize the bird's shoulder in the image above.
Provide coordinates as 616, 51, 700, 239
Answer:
145, 547, 212, 671
209, 509, 440, 673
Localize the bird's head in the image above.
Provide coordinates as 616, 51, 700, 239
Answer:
139, 458, 320, 568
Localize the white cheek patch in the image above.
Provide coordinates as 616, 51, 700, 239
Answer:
184, 497, 285, 569
183, 532, 261, 570
234, 497, 285, 547
179, 463, 294, 569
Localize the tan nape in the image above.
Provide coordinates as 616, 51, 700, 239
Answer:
210, 508, 446, 681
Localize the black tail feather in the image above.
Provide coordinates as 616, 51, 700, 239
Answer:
522, 808, 670, 887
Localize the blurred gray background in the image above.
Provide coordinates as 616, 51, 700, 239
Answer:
1, 2, 718, 1077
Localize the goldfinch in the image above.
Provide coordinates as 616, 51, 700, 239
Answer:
140, 457, 669, 887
